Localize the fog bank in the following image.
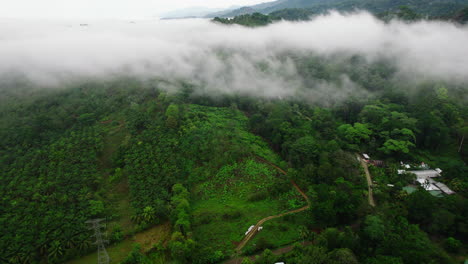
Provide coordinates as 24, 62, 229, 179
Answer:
0, 12, 467, 101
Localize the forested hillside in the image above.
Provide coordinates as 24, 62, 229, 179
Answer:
213, 5, 468, 26
1, 0, 468, 262
209, 0, 468, 17
213, 8, 316, 26
1, 43, 467, 263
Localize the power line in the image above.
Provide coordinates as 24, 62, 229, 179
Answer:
86, 218, 110, 264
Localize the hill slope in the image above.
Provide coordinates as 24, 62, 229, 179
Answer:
208, 0, 468, 17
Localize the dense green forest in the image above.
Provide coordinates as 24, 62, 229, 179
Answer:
210, 0, 468, 18
1, 3, 468, 263
213, 6, 468, 26
213, 9, 316, 26
1, 43, 467, 264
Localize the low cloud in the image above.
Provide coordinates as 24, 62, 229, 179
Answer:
0, 12, 467, 102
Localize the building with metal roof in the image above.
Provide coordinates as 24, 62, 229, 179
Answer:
407, 170, 454, 196
409, 170, 441, 179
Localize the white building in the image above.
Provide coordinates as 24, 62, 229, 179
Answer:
408, 170, 454, 195
409, 170, 441, 179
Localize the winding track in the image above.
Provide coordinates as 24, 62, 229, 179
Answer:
235, 157, 311, 253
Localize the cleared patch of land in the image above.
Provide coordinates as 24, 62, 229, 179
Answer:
236, 159, 311, 253
66, 222, 170, 264
191, 158, 307, 255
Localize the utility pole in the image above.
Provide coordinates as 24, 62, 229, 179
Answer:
86, 218, 110, 264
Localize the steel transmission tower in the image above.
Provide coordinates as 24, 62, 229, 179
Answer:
86, 218, 110, 264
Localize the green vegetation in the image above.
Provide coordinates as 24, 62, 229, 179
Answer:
243, 216, 307, 254
1, 12, 468, 263
213, 0, 468, 18
213, 8, 315, 27
213, 6, 468, 27
452, 6, 468, 23
213, 13, 272, 27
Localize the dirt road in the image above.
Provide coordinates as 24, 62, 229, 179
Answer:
235, 158, 311, 253
357, 154, 376, 207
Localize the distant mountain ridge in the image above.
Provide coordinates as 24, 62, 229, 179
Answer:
207, 0, 468, 18
208, 7, 257, 18
160, 5, 240, 19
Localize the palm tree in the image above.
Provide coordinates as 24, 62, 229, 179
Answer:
298, 225, 311, 242
10, 253, 32, 264
77, 239, 91, 251
142, 206, 155, 223
48, 240, 64, 261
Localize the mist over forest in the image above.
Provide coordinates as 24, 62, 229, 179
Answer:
1, 12, 468, 101
1, 6, 467, 264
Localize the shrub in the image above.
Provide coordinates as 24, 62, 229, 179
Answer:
444, 237, 461, 253
222, 209, 242, 220
247, 191, 268, 202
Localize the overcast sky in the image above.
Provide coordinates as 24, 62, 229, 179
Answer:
0, 0, 274, 19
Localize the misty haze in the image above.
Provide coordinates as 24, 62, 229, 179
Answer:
1, 1, 467, 264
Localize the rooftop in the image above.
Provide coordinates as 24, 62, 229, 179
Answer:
408, 170, 441, 179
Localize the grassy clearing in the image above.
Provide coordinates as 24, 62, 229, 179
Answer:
67, 222, 171, 264
192, 198, 280, 254
197, 159, 277, 200
191, 158, 305, 256
133, 222, 172, 252
181, 106, 306, 257
242, 213, 309, 255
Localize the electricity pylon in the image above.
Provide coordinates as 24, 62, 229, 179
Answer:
86, 218, 110, 264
